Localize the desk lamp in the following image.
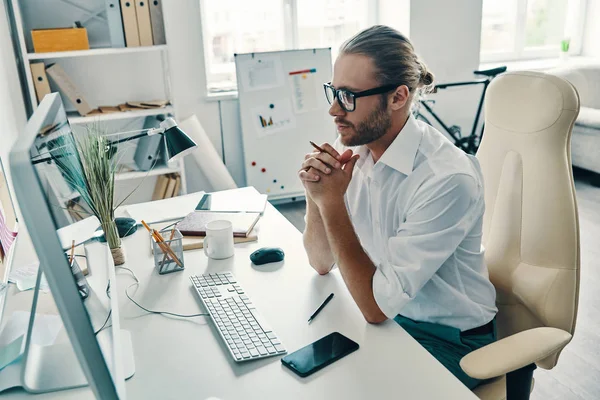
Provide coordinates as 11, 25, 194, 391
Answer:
33, 117, 197, 238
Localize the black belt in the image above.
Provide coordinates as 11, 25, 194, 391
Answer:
461, 319, 495, 336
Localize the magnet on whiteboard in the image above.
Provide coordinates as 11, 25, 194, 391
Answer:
261, 168, 266, 173
251, 161, 256, 166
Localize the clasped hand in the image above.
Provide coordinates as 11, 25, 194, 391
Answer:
298, 142, 359, 209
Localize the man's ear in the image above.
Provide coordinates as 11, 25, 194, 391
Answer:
390, 85, 410, 111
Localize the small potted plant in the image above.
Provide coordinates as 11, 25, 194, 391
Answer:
560, 38, 571, 61
52, 126, 131, 265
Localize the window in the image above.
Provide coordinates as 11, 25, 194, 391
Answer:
200, 0, 410, 93
480, 0, 586, 62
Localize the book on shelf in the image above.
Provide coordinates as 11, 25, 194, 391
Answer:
151, 173, 180, 200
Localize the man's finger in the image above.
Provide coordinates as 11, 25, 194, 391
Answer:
318, 143, 341, 160
315, 152, 341, 169
302, 157, 332, 174
339, 149, 354, 165
343, 154, 360, 176
299, 170, 321, 182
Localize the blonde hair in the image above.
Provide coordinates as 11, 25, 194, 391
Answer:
339, 25, 435, 97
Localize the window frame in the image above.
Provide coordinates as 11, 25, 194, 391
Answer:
199, 0, 385, 95
480, 0, 587, 63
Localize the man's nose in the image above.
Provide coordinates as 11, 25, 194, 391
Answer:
329, 98, 346, 117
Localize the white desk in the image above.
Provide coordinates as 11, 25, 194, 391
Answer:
2, 191, 477, 399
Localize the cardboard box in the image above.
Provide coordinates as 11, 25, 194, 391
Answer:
31, 28, 89, 53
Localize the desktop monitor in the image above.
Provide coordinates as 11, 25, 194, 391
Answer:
8, 93, 133, 399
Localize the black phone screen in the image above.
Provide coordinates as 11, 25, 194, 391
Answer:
281, 332, 359, 377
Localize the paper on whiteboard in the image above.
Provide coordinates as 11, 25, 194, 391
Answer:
252, 100, 297, 138
289, 68, 320, 113
238, 56, 284, 92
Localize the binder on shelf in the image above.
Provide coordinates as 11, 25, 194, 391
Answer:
30, 62, 51, 104
45, 63, 92, 116
149, 0, 166, 45
120, 0, 140, 47
105, 0, 126, 48
134, 0, 153, 46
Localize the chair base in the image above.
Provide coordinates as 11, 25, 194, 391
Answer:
506, 363, 536, 400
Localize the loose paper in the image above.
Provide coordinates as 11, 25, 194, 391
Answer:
289, 69, 319, 113
8, 262, 49, 292
252, 100, 297, 138
238, 56, 284, 92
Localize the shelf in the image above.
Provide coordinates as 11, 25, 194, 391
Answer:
114, 165, 180, 181
67, 106, 174, 125
27, 45, 168, 60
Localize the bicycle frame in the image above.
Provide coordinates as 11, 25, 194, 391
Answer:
416, 78, 492, 154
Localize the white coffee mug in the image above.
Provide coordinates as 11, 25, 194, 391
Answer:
204, 220, 234, 259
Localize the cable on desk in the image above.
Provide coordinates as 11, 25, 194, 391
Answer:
117, 266, 209, 319
95, 280, 113, 335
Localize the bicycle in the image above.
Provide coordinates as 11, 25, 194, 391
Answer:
413, 66, 507, 155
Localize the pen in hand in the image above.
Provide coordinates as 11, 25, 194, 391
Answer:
308, 293, 335, 324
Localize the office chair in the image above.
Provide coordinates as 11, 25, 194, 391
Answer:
459, 71, 581, 400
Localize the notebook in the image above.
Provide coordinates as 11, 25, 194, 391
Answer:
176, 211, 261, 237
195, 187, 268, 214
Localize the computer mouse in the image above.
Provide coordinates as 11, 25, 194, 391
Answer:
250, 247, 285, 265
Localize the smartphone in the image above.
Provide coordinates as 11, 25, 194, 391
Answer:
281, 332, 359, 377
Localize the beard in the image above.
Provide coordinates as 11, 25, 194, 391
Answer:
338, 97, 392, 147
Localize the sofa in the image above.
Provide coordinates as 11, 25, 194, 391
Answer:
548, 64, 600, 176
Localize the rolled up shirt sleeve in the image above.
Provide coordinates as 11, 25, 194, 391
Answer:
372, 173, 481, 319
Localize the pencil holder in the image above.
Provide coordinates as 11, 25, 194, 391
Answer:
152, 228, 185, 274
66, 254, 90, 299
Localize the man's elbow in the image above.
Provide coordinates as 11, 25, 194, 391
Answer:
310, 260, 333, 275
363, 310, 388, 324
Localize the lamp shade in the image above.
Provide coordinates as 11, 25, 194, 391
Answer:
161, 118, 197, 161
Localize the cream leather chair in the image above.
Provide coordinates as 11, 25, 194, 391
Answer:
459, 71, 581, 400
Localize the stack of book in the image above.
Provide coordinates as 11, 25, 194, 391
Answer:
152, 173, 181, 200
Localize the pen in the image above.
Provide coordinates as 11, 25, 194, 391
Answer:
309, 141, 325, 153
308, 293, 334, 324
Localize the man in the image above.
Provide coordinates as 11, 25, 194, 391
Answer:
299, 25, 498, 389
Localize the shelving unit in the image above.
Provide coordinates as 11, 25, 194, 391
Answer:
10, 0, 187, 224
26, 44, 168, 60
68, 105, 175, 125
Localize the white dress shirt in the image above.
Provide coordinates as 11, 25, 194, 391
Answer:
334, 115, 497, 331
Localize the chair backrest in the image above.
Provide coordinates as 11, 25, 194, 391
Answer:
476, 71, 580, 369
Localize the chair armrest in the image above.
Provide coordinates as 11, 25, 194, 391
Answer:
459, 327, 572, 380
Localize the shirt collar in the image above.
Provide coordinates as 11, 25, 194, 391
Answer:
355, 115, 423, 176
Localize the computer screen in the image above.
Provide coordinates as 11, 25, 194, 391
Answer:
9, 93, 128, 399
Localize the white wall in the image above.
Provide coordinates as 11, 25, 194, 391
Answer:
582, 0, 600, 57
410, 0, 484, 139
0, 0, 27, 162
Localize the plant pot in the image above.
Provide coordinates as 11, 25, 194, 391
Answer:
101, 219, 124, 265
110, 246, 126, 266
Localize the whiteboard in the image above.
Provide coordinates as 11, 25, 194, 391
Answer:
235, 49, 335, 201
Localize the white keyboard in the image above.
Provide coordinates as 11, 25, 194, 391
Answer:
190, 272, 287, 362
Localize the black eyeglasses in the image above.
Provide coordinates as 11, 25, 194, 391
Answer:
323, 82, 402, 112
